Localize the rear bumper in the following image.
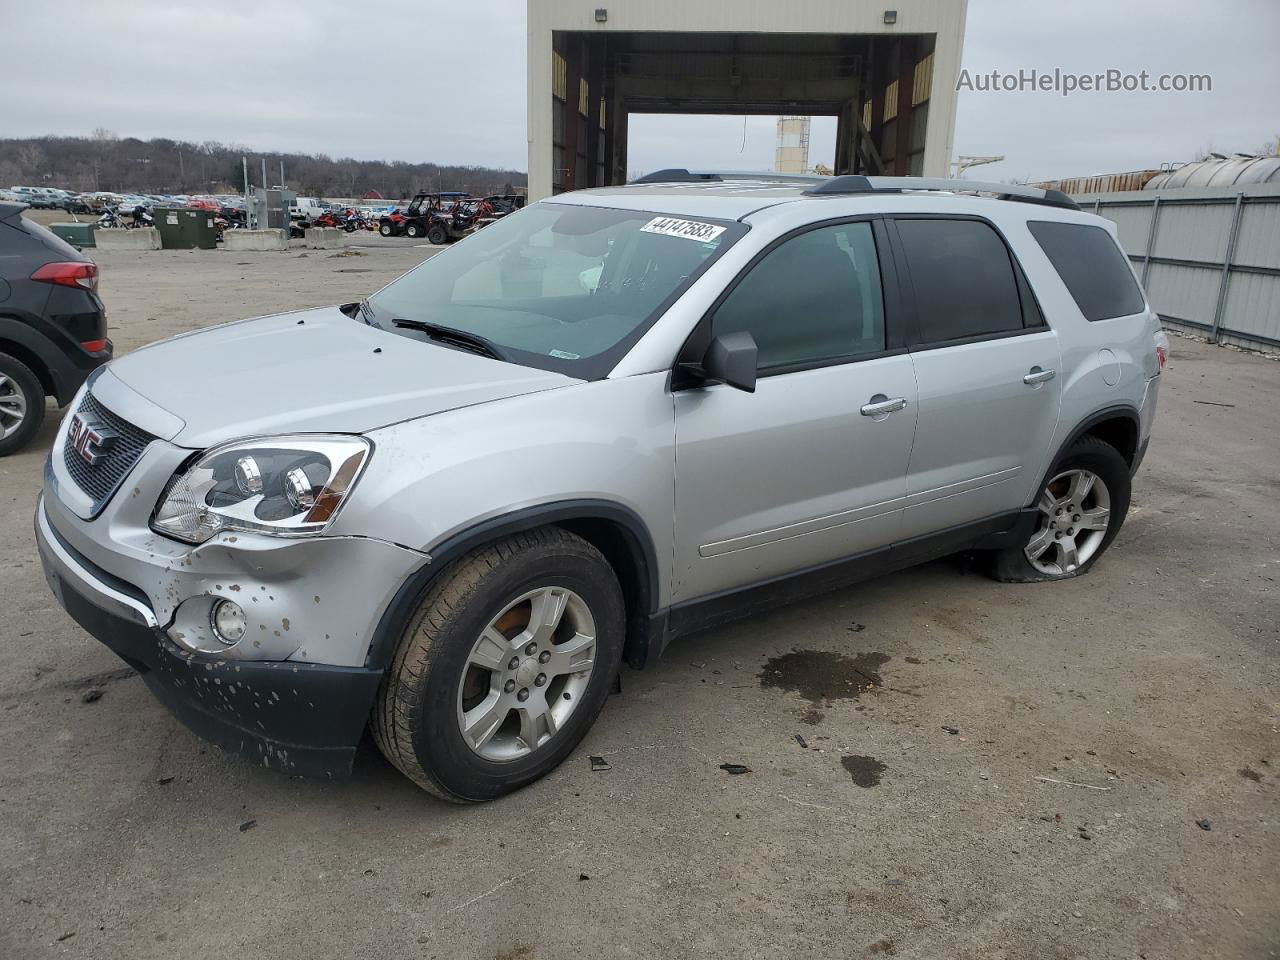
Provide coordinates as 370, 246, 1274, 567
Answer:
1131, 436, 1150, 476
35, 498, 383, 778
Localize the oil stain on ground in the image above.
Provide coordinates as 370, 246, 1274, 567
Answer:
759, 649, 890, 723
842, 755, 887, 787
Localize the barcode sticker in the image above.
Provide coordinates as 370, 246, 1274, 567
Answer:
640, 216, 726, 243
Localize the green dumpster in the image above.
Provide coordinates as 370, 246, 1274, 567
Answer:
153, 207, 218, 250
49, 222, 96, 248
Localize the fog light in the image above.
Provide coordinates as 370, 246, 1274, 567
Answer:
210, 599, 247, 645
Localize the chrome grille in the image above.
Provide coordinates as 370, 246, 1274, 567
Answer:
62, 392, 157, 511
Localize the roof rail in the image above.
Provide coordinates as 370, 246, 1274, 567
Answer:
805, 175, 1080, 210
630, 168, 826, 186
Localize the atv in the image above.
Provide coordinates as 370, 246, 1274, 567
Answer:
378, 210, 408, 237
400, 192, 477, 244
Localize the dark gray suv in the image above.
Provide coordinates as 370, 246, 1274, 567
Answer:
0, 202, 111, 455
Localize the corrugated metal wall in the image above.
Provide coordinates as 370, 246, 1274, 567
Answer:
1073, 185, 1280, 350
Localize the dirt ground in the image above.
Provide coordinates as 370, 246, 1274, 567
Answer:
1, 243, 1276, 960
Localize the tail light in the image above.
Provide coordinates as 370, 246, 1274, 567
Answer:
1154, 329, 1170, 372
31, 261, 99, 293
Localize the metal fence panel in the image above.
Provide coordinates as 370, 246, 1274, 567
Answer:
1099, 203, 1153, 255
1145, 260, 1220, 329
1151, 203, 1235, 263
1233, 200, 1280, 271
1072, 184, 1280, 350
1224, 271, 1280, 344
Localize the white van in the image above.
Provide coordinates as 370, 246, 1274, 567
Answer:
289, 197, 330, 222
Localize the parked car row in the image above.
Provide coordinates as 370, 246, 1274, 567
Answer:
0, 186, 248, 217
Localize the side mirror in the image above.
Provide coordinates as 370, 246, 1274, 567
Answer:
700, 331, 758, 393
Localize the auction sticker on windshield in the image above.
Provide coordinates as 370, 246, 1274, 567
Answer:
640, 216, 726, 243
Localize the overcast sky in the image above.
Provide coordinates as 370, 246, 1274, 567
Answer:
2, 0, 1276, 183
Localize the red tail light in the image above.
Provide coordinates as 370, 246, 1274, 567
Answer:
1154, 330, 1170, 372
31, 261, 99, 293
79, 339, 109, 353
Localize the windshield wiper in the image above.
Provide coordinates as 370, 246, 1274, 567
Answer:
390, 318, 508, 362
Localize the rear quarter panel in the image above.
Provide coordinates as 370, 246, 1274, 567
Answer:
1000, 211, 1158, 489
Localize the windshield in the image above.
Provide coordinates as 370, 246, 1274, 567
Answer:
364, 201, 746, 379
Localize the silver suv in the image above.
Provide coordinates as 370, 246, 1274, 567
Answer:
35, 174, 1167, 802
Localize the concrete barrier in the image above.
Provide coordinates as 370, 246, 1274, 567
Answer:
223, 229, 288, 252
93, 227, 161, 251
304, 227, 342, 249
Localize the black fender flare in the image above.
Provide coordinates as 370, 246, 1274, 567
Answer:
1029, 404, 1141, 508
0, 314, 81, 404
365, 499, 662, 671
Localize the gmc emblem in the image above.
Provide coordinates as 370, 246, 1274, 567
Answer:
67, 414, 117, 466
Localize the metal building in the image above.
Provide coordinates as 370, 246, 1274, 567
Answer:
1143, 155, 1280, 191
526, 0, 969, 200
776, 116, 812, 174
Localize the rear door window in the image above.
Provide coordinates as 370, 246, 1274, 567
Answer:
1028, 220, 1146, 321
895, 218, 1025, 344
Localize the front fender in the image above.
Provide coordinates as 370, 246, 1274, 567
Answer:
332, 372, 676, 604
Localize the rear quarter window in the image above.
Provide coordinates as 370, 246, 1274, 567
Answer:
1028, 220, 1146, 321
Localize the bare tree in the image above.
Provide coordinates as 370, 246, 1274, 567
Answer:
0, 134, 527, 199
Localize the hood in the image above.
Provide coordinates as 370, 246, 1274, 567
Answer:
104, 305, 579, 448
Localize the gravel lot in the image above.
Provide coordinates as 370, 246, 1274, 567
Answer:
1, 244, 1276, 960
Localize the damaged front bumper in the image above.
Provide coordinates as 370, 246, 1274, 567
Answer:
35, 496, 404, 778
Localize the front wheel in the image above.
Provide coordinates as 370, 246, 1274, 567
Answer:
372, 528, 624, 802
404, 222, 423, 239
990, 436, 1131, 582
426, 224, 447, 245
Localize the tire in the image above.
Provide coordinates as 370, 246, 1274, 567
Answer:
426, 224, 447, 245
379, 222, 394, 237
0, 352, 46, 457
989, 435, 1131, 582
405, 222, 423, 239
372, 527, 625, 802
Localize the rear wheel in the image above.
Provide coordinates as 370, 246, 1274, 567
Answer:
405, 222, 423, 239
426, 223, 448, 245
990, 436, 1131, 582
0, 353, 45, 457
372, 528, 624, 802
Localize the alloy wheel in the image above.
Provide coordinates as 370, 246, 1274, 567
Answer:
1024, 468, 1112, 576
0, 374, 28, 440
456, 586, 597, 762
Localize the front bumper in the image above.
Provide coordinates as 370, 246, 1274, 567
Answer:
35, 498, 384, 778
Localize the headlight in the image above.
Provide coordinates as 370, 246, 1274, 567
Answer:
152, 435, 370, 544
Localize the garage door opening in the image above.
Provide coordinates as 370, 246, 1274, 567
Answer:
528, 15, 957, 200
626, 114, 838, 181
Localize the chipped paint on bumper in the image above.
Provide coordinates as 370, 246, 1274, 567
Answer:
36, 497, 382, 777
